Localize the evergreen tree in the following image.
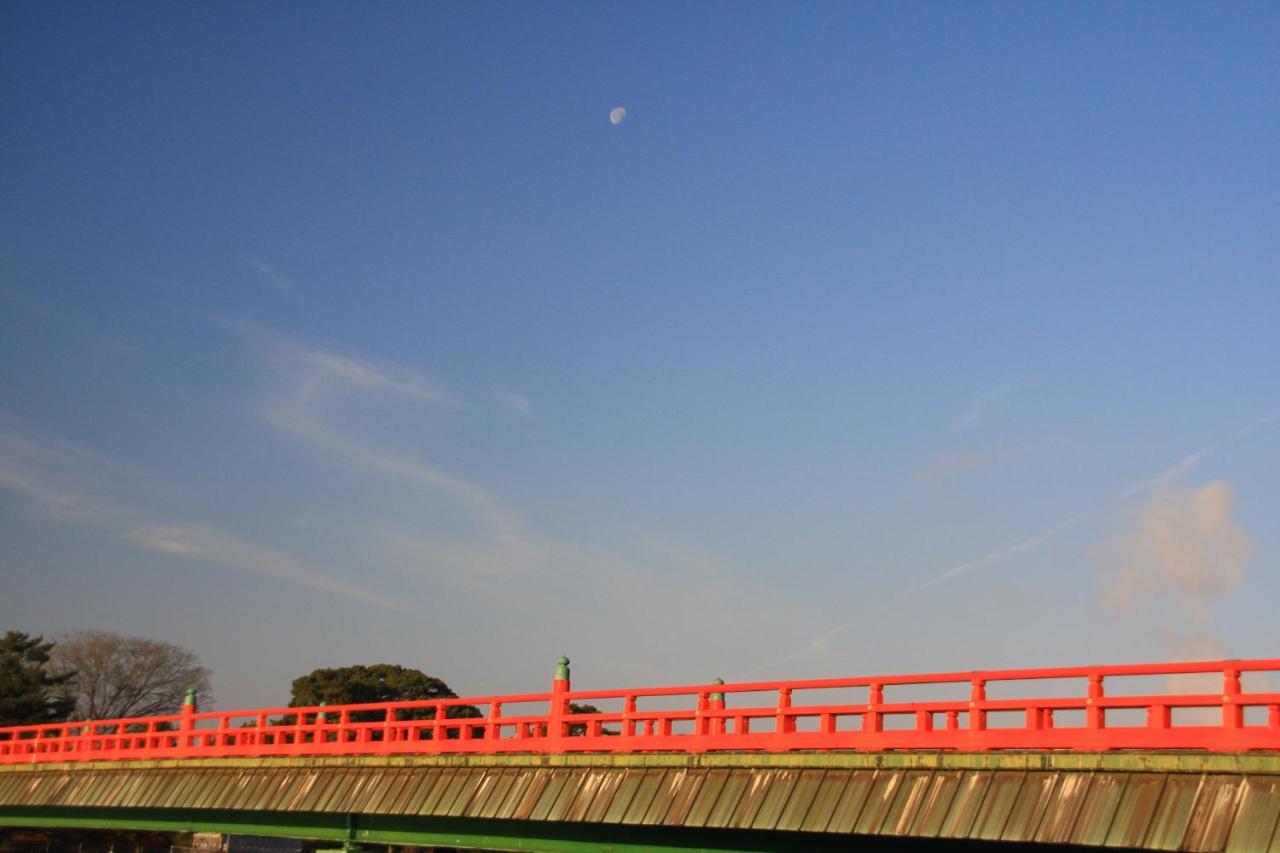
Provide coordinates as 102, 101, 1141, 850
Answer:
289, 664, 479, 722
0, 631, 75, 726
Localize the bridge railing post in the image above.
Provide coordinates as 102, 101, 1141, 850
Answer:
1223, 667, 1243, 730
180, 688, 197, 755
549, 656, 570, 751
864, 683, 883, 736
1086, 673, 1104, 731
709, 679, 725, 738
969, 678, 986, 730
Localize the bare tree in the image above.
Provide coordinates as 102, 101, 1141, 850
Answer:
48, 631, 213, 720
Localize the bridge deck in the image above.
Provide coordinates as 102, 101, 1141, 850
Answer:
3, 751, 1280, 851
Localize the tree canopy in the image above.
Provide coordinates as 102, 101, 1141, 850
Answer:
48, 630, 212, 721
0, 631, 75, 726
289, 664, 478, 722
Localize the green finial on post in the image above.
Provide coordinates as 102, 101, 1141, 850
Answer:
710, 678, 724, 703
555, 656, 571, 681
317, 701, 328, 724
183, 688, 197, 709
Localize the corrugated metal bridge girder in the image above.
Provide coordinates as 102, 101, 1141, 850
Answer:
3, 752, 1280, 851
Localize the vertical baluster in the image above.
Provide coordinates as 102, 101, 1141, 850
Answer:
1223, 668, 1242, 730
1086, 674, 1104, 731
970, 678, 987, 733
864, 683, 883, 734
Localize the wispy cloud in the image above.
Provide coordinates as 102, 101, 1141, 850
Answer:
911, 451, 993, 482
248, 333, 810, 680
1113, 448, 1211, 501
951, 381, 1019, 433
0, 421, 404, 612
902, 514, 1084, 595
497, 391, 536, 419
259, 339, 522, 536
760, 408, 1280, 675
249, 259, 299, 295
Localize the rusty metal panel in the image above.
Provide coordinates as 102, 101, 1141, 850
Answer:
1225, 776, 1280, 853
1104, 773, 1166, 849
775, 769, 825, 832
96, 772, 133, 807
879, 770, 933, 837
99, 772, 136, 808
658, 768, 708, 827
542, 769, 587, 822
470, 768, 519, 819
308, 763, 350, 809
527, 768, 573, 821
970, 771, 1024, 840
1002, 771, 1059, 843
186, 768, 231, 809
490, 768, 537, 821
1034, 772, 1092, 844
510, 766, 555, 821
682, 768, 730, 829
433, 767, 478, 816
582, 769, 629, 824
279, 769, 319, 812
557, 767, 604, 823
340, 769, 379, 813
1070, 772, 1127, 847
131, 769, 173, 808
157, 769, 198, 808
258, 769, 301, 811
79, 771, 115, 806
1183, 776, 1245, 853
599, 768, 642, 824
703, 768, 752, 829
458, 769, 501, 818
641, 769, 689, 826
823, 769, 875, 834
798, 769, 851, 833
854, 769, 902, 835
359, 767, 405, 814
621, 768, 667, 824
908, 770, 963, 839
296, 768, 340, 812
1145, 775, 1207, 851
412, 763, 458, 809
43, 774, 79, 807
442, 768, 490, 817
937, 771, 993, 839
389, 768, 440, 814
728, 771, 775, 829
751, 768, 800, 831
220, 770, 259, 811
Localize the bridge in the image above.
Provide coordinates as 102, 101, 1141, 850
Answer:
2, 658, 1279, 851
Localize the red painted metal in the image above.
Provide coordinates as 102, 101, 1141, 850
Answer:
1, 659, 1278, 764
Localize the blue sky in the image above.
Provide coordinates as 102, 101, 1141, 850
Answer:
2, 2, 1277, 708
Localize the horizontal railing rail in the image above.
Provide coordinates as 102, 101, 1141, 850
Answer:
1, 658, 1278, 764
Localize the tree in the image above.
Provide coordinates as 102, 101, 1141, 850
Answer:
48, 630, 212, 721
0, 631, 75, 725
568, 703, 618, 736
289, 664, 479, 723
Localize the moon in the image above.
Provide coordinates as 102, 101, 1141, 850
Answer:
609, 106, 626, 125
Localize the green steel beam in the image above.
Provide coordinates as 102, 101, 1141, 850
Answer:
0, 806, 1073, 852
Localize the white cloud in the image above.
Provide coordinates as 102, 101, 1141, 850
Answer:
902, 514, 1084, 595
497, 391, 535, 419
0, 422, 403, 612
249, 259, 299, 295
259, 340, 521, 536
951, 381, 1019, 432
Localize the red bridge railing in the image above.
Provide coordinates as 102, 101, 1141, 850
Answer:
2, 658, 1279, 764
